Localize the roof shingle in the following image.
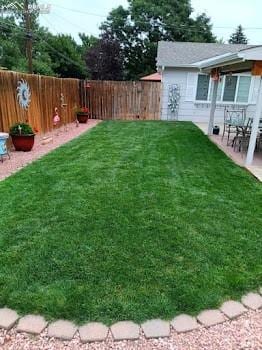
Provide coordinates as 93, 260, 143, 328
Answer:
157, 41, 256, 67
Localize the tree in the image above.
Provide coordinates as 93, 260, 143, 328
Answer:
46, 34, 87, 78
229, 25, 248, 44
79, 33, 99, 51
100, 0, 216, 80
0, 1, 87, 78
85, 32, 124, 80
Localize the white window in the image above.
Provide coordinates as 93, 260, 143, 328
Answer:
195, 74, 252, 103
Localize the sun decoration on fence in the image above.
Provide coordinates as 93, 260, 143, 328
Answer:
17, 79, 31, 109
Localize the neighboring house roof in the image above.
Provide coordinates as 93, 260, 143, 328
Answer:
157, 41, 256, 68
140, 72, 161, 81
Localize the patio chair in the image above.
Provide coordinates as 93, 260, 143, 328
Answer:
222, 108, 246, 146
233, 117, 251, 152
257, 132, 262, 152
233, 117, 262, 154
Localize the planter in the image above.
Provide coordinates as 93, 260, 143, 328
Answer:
77, 113, 89, 124
11, 134, 35, 152
213, 126, 220, 135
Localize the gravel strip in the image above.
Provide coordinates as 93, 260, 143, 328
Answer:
0, 120, 101, 181
0, 310, 261, 349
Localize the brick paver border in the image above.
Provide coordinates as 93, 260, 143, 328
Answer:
0, 288, 261, 343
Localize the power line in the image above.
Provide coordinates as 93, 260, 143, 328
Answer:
0, 20, 86, 72
48, 3, 262, 32
49, 3, 107, 18
50, 11, 98, 37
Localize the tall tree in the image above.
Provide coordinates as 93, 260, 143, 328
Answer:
85, 32, 124, 80
0, 0, 87, 77
229, 25, 248, 44
46, 34, 87, 78
100, 0, 216, 80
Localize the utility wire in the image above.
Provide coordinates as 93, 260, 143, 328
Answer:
49, 3, 107, 18
49, 11, 98, 37
48, 3, 262, 31
0, 20, 86, 71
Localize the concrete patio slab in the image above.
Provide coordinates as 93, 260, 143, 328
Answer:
0, 308, 19, 330
79, 322, 108, 343
17, 315, 47, 335
241, 292, 262, 310
110, 321, 140, 341
197, 309, 226, 327
171, 314, 199, 333
220, 300, 247, 319
47, 320, 77, 340
141, 319, 170, 338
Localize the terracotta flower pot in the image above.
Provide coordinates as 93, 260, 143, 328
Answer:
11, 134, 35, 152
77, 113, 89, 124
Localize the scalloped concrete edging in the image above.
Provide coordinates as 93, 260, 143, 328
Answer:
0, 289, 261, 343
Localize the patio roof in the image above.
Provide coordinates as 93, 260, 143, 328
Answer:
198, 46, 262, 74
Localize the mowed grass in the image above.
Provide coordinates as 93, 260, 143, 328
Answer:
0, 121, 261, 325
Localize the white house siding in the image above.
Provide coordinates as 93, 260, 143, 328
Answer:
161, 67, 258, 122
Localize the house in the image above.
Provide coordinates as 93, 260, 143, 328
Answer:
140, 72, 161, 82
157, 41, 262, 122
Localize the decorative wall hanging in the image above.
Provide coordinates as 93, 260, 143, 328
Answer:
168, 84, 180, 119
17, 79, 31, 109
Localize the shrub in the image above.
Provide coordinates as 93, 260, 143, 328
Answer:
10, 123, 34, 135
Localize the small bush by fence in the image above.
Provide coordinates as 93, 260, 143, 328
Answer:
0, 70, 80, 133
80, 80, 161, 120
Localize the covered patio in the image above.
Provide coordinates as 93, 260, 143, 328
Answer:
197, 47, 262, 181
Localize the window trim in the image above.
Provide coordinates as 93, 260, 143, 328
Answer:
194, 73, 253, 105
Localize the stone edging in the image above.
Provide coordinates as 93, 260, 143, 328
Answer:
0, 289, 261, 343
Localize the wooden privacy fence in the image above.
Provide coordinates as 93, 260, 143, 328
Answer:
80, 80, 161, 120
0, 70, 80, 133
0, 72, 161, 134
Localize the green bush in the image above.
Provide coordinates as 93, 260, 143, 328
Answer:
10, 123, 34, 135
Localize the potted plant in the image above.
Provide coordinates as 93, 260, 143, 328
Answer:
213, 125, 220, 135
10, 123, 35, 152
75, 107, 90, 124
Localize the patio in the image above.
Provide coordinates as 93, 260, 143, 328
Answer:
195, 122, 262, 181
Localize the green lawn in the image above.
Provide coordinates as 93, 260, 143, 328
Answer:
0, 121, 261, 325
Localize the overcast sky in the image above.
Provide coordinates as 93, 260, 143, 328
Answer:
39, 0, 262, 44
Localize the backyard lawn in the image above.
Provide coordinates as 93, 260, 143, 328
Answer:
0, 121, 261, 325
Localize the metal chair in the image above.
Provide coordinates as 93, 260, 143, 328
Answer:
233, 117, 262, 154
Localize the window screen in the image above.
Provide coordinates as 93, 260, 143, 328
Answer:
196, 75, 210, 101
223, 76, 238, 102
236, 76, 251, 103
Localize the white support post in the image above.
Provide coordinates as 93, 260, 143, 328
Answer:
208, 79, 218, 135
245, 77, 262, 166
